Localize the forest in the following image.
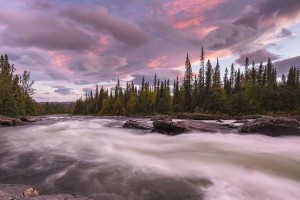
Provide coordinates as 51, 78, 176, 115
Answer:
0, 54, 37, 117
1, 50, 300, 118
74, 47, 300, 116
0, 54, 73, 117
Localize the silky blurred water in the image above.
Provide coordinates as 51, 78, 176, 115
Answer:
0, 115, 300, 200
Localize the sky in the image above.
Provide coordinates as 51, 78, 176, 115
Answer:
1, 0, 300, 102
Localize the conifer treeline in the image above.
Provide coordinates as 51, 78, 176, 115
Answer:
74, 47, 300, 116
0, 54, 37, 117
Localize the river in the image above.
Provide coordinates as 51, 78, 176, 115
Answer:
0, 115, 300, 200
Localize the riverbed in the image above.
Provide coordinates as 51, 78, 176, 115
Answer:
0, 115, 300, 200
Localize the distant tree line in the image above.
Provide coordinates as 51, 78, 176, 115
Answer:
74, 47, 300, 116
39, 102, 74, 114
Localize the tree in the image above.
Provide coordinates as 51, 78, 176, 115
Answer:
183, 54, 193, 112
212, 58, 221, 90
205, 60, 213, 95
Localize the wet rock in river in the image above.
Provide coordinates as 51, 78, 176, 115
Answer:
240, 116, 300, 136
123, 120, 153, 130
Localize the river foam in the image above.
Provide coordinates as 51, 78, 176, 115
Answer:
0, 116, 300, 199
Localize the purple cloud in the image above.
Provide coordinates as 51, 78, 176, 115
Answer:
235, 49, 280, 66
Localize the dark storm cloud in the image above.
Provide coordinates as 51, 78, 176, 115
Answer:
235, 49, 280, 66
52, 86, 75, 95
274, 56, 300, 75
61, 6, 150, 47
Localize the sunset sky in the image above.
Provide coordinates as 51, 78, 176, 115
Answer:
1, 0, 300, 101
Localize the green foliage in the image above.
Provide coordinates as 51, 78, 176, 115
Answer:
0, 54, 38, 117
73, 48, 300, 116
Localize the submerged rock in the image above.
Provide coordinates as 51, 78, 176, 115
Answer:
240, 116, 300, 136
216, 119, 223, 123
123, 120, 153, 130
233, 119, 249, 124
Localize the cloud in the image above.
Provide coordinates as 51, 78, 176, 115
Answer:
234, 0, 300, 30
274, 56, 300, 75
82, 87, 93, 94
205, 24, 256, 50
61, 6, 149, 47
46, 70, 70, 80
0, 9, 95, 51
52, 86, 75, 95
277, 28, 292, 38
235, 49, 280, 65
167, 0, 223, 29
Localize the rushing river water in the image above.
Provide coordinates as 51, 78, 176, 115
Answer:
0, 115, 300, 200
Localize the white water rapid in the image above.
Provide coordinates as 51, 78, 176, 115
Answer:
0, 116, 300, 200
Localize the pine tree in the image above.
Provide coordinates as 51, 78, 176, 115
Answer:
212, 58, 221, 90
183, 54, 193, 112
205, 60, 213, 95
229, 64, 235, 94
245, 57, 249, 82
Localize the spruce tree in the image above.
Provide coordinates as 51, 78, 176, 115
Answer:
183, 54, 193, 112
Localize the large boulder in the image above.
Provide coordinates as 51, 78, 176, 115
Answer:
123, 120, 153, 130
152, 120, 188, 135
239, 116, 300, 136
152, 120, 233, 135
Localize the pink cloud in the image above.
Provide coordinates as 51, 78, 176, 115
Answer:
167, 0, 224, 29
147, 56, 167, 69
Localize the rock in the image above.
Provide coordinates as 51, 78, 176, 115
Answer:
152, 120, 234, 135
152, 120, 188, 135
0, 184, 92, 200
216, 119, 223, 123
123, 120, 152, 130
239, 116, 300, 136
20, 116, 42, 122
151, 115, 172, 121
22, 187, 39, 197
233, 119, 249, 123
0, 115, 23, 126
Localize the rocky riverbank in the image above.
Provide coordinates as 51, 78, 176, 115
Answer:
0, 115, 42, 127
